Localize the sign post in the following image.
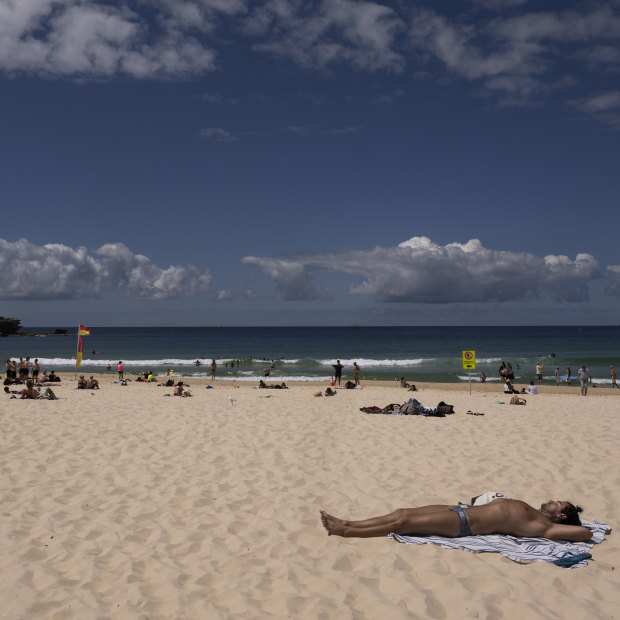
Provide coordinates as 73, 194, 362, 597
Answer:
462, 350, 476, 397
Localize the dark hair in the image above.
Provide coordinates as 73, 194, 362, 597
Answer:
562, 502, 583, 526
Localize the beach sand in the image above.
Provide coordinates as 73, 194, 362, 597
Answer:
1, 374, 617, 619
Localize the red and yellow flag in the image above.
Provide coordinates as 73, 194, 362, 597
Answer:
76, 325, 91, 368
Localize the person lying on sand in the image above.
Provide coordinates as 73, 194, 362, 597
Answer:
320, 498, 592, 542
20, 380, 57, 400
20, 380, 39, 399
174, 381, 192, 397
258, 380, 288, 389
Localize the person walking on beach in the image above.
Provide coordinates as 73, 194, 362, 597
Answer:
117, 361, 124, 380
353, 362, 360, 386
320, 497, 591, 541
610, 366, 618, 389
210, 359, 216, 381
332, 360, 344, 386
535, 362, 544, 384
578, 365, 591, 396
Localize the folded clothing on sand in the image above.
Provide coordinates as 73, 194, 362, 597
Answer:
360, 399, 455, 417
388, 517, 609, 567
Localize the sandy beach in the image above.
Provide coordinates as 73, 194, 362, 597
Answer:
1, 374, 617, 619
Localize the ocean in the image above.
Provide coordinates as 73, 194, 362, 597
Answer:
3, 326, 620, 385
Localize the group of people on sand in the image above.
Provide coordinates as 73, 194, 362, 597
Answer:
399, 377, 417, 391
4, 379, 58, 400
77, 376, 99, 389
503, 379, 538, 395
494, 360, 620, 396
5, 357, 60, 386
330, 360, 361, 387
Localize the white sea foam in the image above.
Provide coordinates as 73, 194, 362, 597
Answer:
318, 358, 427, 367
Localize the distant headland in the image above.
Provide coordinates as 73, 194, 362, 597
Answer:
0, 317, 67, 337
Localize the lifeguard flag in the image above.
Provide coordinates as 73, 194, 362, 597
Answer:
76, 325, 91, 368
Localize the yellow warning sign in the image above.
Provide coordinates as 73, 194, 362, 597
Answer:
462, 350, 476, 370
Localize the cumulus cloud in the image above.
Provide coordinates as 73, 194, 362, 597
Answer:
410, 5, 620, 102
245, 0, 406, 72
1, 0, 619, 122
605, 265, 620, 294
0, 0, 219, 78
0, 0, 405, 78
242, 236, 604, 303
0, 238, 212, 300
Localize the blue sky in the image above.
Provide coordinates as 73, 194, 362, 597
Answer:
1, 0, 620, 326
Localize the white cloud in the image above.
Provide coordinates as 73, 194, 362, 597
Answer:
573, 91, 620, 112
1, 0, 619, 122
471, 0, 530, 10
0, 0, 218, 78
0, 238, 212, 300
215, 289, 235, 301
245, 0, 405, 71
199, 127, 237, 141
410, 5, 620, 101
242, 236, 604, 303
605, 264, 620, 294
571, 91, 620, 127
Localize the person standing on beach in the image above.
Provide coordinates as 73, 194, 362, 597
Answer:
18, 358, 27, 382
610, 366, 618, 389
117, 361, 124, 380
353, 362, 360, 386
554, 366, 561, 386
535, 362, 544, 384
498, 361, 506, 382
32, 359, 40, 383
578, 365, 591, 396
332, 360, 344, 386
566, 365, 571, 386
210, 359, 216, 381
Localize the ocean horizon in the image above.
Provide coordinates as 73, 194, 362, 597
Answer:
3, 325, 619, 385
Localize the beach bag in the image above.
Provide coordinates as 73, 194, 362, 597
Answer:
435, 401, 455, 415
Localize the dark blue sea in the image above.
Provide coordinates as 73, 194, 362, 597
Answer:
4, 326, 620, 385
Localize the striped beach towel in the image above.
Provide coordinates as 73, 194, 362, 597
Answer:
388, 519, 609, 567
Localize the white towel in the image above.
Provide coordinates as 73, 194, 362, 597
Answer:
388, 518, 610, 567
